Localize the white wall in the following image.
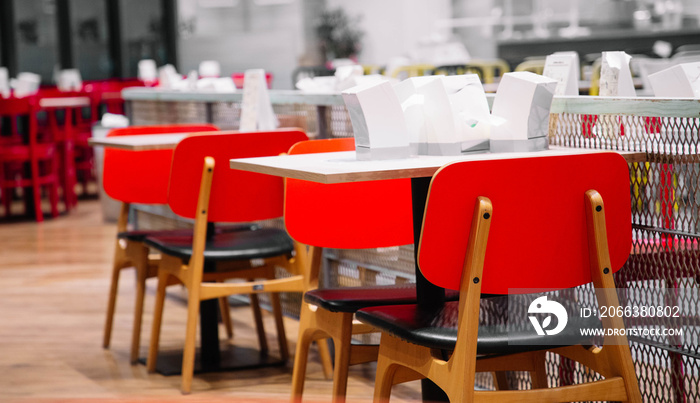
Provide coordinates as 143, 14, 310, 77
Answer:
177, 0, 306, 89
325, 0, 452, 66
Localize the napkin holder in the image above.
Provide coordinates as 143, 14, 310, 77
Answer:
199, 60, 221, 78
57, 69, 83, 92
342, 81, 411, 161
648, 62, 700, 98
490, 71, 557, 153
239, 69, 279, 132
394, 75, 490, 156
599, 51, 635, 97
138, 59, 158, 86
11, 72, 41, 98
543, 51, 579, 96
0, 67, 9, 99
393, 78, 425, 155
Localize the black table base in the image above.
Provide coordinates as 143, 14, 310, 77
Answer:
139, 343, 287, 376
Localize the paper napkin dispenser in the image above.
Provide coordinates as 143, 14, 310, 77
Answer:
342, 81, 411, 160
490, 71, 557, 153
648, 62, 700, 98
599, 51, 636, 97
543, 51, 580, 96
0, 67, 9, 99
394, 74, 490, 156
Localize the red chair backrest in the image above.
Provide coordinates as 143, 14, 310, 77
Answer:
0, 96, 36, 116
284, 138, 414, 249
102, 124, 219, 204
169, 129, 308, 222
0, 97, 38, 145
419, 153, 632, 294
231, 73, 274, 89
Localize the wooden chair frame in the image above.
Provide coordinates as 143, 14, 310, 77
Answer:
290, 244, 378, 403
101, 124, 241, 365
102, 202, 237, 363
371, 191, 642, 402
145, 156, 310, 394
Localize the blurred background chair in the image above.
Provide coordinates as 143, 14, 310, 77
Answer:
387, 64, 436, 80
514, 58, 546, 75
0, 96, 59, 221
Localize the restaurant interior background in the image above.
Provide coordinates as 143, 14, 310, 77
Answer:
2, 0, 700, 89
3, 0, 700, 401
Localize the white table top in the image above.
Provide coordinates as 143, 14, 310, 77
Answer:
88, 133, 189, 150
39, 96, 91, 109
229, 146, 645, 184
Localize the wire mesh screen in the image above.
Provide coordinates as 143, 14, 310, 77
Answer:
548, 100, 700, 402
131, 100, 324, 137
129, 100, 208, 125
323, 105, 355, 138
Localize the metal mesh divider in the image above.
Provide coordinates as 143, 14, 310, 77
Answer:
547, 100, 700, 402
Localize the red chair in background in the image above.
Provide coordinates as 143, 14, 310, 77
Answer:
0, 96, 59, 221
38, 87, 100, 207
232, 72, 274, 89
101, 123, 227, 364
356, 153, 641, 402
84, 79, 146, 115
145, 129, 308, 393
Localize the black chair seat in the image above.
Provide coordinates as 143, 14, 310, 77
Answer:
356, 300, 601, 355
304, 285, 460, 313
144, 227, 293, 262
118, 223, 257, 242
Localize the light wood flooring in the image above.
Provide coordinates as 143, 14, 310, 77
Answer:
0, 200, 422, 402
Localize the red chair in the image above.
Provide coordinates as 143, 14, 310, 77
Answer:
144, 129, 308, 393
286, 138, 450, 403
232, 72, 274, 89
38, 86, 100, 207
356, 153, 642, 402
0, 96, 59, 221
101, 123, 226, 364
84, 79, 146, 115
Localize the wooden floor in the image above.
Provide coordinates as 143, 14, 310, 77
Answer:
0, 200, 422, 403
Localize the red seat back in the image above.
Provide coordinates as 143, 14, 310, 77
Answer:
102, 124, 219, 204
419, 153, 632, 294
169, 129, 308, 222
0, 96, 36, 116
285, 138, 414, 249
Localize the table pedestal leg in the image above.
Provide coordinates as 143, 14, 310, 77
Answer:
411, 177, 449, 402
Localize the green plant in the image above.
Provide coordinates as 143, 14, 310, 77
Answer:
315, 8, 364, 60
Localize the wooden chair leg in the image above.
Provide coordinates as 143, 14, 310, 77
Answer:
146, 270, 169, 373
317, 338, 334, 380
250, 293, 268, 354
331, 312, 353, 403
130, 262, 148, 364
103, 257, 124, 349
180, 288, 201, 394
218, 294, 233, 339
270, 292, 289, 361
373, 346, 398, 403
291, 305, 317, 403
492, 371, 510, 390
529, 351, 549, 389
